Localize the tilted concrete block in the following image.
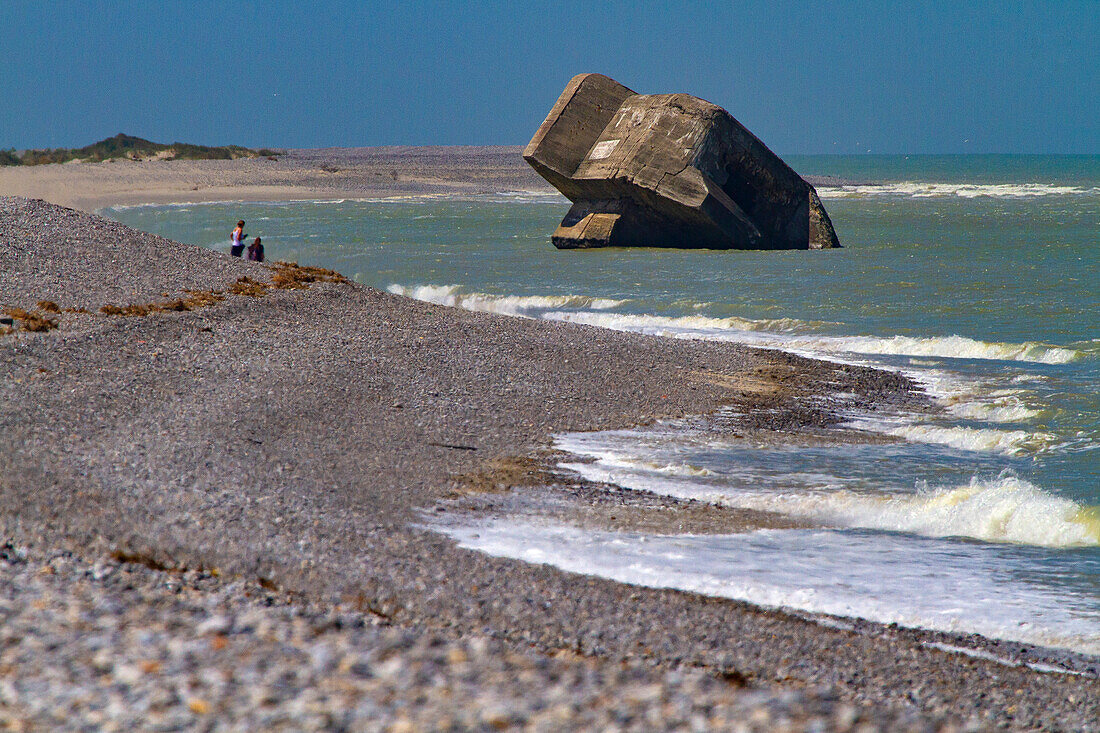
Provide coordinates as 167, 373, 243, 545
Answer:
524, 73, 840, 250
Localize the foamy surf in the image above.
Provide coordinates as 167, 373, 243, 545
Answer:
555, 433, 1098, 548
721, 477, 1100, 549
817, 333, 1079, 365
816, 182, 1100, 199
557, 310, 1080, 364
545, 310, 814, 335
386, 284, 625, 317
437, 518, 1100, 655
555, 311, 1082, 364
925, 379, 1042, 423
845, 415, 1055, 456
389, 284, 1083, 365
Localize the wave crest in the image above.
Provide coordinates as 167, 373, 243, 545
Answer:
817, 182, 1100, 199
387, 284, 624, 317
389, 284, 1082, 365
809, 476, 1100, 548
560, 448, 1099, 547
848, 417, 1054, 456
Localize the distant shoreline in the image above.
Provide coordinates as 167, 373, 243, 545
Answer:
0, 146, 550, 212
0, 145, 857, 213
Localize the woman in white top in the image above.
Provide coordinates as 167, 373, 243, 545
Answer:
230, 220, 246, 257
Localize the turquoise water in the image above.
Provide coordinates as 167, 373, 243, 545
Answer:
107, 155, 1100, 655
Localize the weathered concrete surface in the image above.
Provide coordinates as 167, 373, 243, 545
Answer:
525, 74, 840, 250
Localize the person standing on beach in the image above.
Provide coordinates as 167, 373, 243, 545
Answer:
230, 220, 246, 257
247, 236, 264, 262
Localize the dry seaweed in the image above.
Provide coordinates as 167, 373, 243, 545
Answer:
226, 276, 269, 297
100, 303, 158, 316
181, 289, 226, 308
4, 307, 59, 332
36, 300, 62, 313
99, 289, 227, 316
269, 261, 349, 289
85, 262, 349, 322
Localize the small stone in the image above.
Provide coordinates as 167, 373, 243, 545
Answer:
196, 615, 230, 635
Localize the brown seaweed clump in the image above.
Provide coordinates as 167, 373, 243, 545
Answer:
226, 277, 269, 297
4, 307, 59, 332
36, 300, 62, 313
89, 263, 349, 320
269, 261, 349, 289
100, 290, 227, 317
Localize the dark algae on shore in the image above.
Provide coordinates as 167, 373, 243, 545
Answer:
1, 196, 1098, 730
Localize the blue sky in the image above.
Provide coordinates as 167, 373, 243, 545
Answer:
2, 1, 1097, 153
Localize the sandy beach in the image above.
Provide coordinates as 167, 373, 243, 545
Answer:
1, 153, 1098, 730
0, 147, 554, 213
0, 146, 849, 214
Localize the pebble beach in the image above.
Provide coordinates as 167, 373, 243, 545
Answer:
1, 152, 1098, 730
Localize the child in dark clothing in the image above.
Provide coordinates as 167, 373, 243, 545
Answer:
247, 236, 264, 262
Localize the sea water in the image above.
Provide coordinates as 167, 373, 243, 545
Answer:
107, 155, 1100, 656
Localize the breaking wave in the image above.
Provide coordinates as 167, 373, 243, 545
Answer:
845, 415, 1055, 456
544, 310, 812, 334
545, 310, 1081, 364
389, 284, 1082, 365
386, 284, 625, 317
816, 333, 1080, 364
817, 182, 1100, 199
558, 446, 1100, 548
730, 476, 1100, 549
437, 518, 1100, 654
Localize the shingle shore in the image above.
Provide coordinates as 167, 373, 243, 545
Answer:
0, 541, 939, 731
1, 196, 1096, 730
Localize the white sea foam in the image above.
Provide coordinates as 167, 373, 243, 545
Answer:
817, 182, 1100, 199
544, 310, 811, 334
568, 452, 715, 478
920, 642, 1089, 677
485, 190, 570, 204
767, 476, 1100, 548
438, 519, 1100, 655
846, 414, 1053, 456
921, 375, 1042, 423
946, 399, 1041, 422
817, 333, 1079, 364
541, 311, 1080, 364
892, 367, 1045, 427
386, 284, 625, 317
555, 435, 1100, 548
389, 285, 1083, 365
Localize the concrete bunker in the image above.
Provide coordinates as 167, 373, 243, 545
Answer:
524, 73, 840, 250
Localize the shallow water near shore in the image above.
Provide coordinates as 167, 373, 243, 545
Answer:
107, 155, 1100, 656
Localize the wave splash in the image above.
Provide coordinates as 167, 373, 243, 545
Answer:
844, 414, 1055, 456
817, 182, 1100, 199
738, 475, 1100, 548
387, 284, 625, 317
548, 311, 1080, 365
437, 518, 1100, 655
389, 283, 1082, 365
556, 437, 1099, 548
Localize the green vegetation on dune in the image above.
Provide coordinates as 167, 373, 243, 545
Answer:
0, 134, 280, 166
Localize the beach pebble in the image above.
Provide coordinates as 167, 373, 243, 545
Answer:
0, 541, 952, 731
